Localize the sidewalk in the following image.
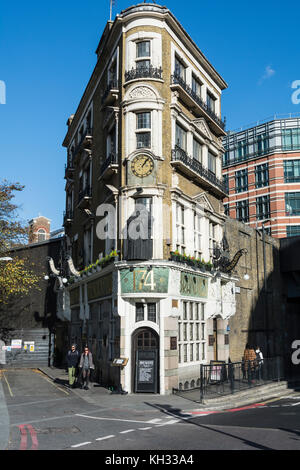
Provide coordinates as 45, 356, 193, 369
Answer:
38, 366, 295, 414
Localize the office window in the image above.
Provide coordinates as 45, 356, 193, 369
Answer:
235, 169, 248, 193
255, 163, 269, 188
174, 56, 186, 80
223, 150, 229, 166
237, 140, 248, 160
256, 134, 269, 155
287, 226, 300, 237
282, 128, 300, 150
256, 195, 270, 220
136, 112, 151, 148
175, 123, 187, 150
236, 200, 249, 222
223, 203, 229, 216
193, 138, 202, 162
178, 301, 206, 364
285, 192, 300, 216
208, 152, 216, 174
284, 160, 300, 183
223, 174, 229, 193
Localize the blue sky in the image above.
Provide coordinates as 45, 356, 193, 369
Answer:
1, 0, 300, 231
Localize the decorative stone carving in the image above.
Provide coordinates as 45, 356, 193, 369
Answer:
129, 86, 156, 99
193, 118, 212, 141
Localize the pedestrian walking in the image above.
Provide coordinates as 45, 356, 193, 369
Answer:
243, 343, 256, 383
66, 344, 80, 388
78, 346, 95, 390
255, 346, 264, 380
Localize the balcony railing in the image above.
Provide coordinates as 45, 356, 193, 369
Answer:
170, 73, 226, 133
77, 186, 92, 205
100, 152, 118, 177
171, 146, 228, 196
73, 127, 93, 160
63, 209, 74, 225
101, 79, 119, 105
125, 65, 163, 82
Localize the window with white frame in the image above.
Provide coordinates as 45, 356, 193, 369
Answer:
135, 302, 157, 323
207, 91, 216, 114
176, 202, 186, 254
175, 123, 187, 150
208, 151, 216, 174
136, 40, 151, 71
209, 221, 217, 261
193, 211, 202, 258
193, 138, 202, 162
174, 55, 186, 81
192, 74, 202, 98
136, 111, 151, 148
178, 301, 206, 364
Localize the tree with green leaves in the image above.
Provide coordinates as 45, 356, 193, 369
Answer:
0, 180, 40, 303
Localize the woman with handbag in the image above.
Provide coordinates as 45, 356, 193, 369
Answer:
78, 346, 95, 390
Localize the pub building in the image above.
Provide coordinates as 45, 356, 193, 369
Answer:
60, 3, 237, 394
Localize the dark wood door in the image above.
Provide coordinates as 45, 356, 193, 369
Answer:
132, 328, 159, 393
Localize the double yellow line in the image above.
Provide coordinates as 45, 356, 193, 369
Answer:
0, 370, 13, 397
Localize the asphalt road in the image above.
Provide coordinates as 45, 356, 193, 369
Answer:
1, 368, 300, 452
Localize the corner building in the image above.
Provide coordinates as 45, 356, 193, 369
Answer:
62, 3, 237, 394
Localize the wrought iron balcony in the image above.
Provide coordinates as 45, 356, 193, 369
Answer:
171, 146, 228, 197
101, 79, 119, 105
77, 186, 92, 206
73, 127, 93, 161
125, 65, 163, 82
63, 209, 74, 225
99, 152, 118, 180
64, 161, 74, 179
170, 74, 226, 136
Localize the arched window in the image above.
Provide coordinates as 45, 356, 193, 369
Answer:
37, 229, 46, 242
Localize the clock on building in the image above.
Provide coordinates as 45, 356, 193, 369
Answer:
131, 155, 154, 178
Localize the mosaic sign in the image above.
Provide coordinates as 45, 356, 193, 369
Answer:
180, 271, 208, 298
121, 267, 169, 294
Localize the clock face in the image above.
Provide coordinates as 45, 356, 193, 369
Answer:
131, 155, 154, 178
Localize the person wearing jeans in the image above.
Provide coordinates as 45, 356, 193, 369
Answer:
66, 344, 80, 388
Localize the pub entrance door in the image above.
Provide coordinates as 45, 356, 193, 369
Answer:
132, 328, 159, 393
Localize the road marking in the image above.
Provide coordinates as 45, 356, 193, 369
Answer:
19, 425, 28, 450
119, 429, 135, 434
38, 373, 69, 396
291, 401, 300, 407
155, 419, 180, 427
76, 414, 155, 425
95, 435, 115, 441
27, 425, 38, 450
148, 418, 162, 423
138, 427, 152, 430
71, 442, 92, 448
2, 372, 13, 397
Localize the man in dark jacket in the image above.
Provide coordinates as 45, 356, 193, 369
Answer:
66, 344, 80, 388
